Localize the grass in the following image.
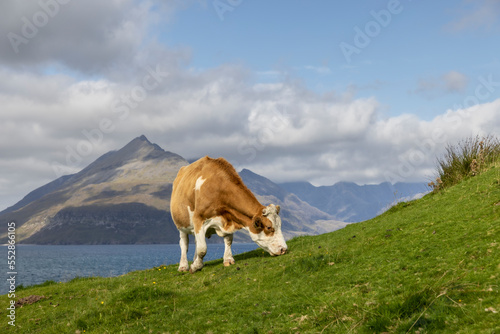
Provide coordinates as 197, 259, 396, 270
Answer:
1, 165, 499, 333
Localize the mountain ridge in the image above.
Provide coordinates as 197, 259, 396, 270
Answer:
0, 136, 344, 244
280, 179, 428, 222
0, 136, 189, 244
1, 135, 428, 244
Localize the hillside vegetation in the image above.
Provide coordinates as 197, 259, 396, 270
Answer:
433, 135, 500, 191
1, 149, 499, 333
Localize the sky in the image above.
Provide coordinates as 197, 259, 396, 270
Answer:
1, 0, 500, 211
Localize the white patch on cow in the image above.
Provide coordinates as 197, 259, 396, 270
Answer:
178, 230, 190, 272
246, 227, 287, 256
203, 216, 234, 237
194, 176, 206, 191
201, 216, 235, 266
223, 234, 235, 266
191, 228, 207, 272
245, 227, 278, 254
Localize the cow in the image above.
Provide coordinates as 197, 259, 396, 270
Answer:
170, 156, 288, 273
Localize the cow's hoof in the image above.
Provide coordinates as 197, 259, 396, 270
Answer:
223, 259, 235, 267
189, 267, 200, 274
178, 266, 189, 272
189, 265, 203, 274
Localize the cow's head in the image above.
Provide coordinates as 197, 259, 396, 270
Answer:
250, 204, 288, 256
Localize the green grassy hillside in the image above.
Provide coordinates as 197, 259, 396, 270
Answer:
1, 167, 499, 333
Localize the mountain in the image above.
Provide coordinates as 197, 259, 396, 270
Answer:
0, 136, 343, 245
0, 136, 188, 244
238, 169, 348, 240
280, 180, 429, 222
0, 135, 427, 244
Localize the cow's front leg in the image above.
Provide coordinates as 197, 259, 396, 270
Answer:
223, 234, 235, 266
190, 229, 207, 273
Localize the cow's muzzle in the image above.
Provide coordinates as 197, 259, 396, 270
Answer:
271, 247, 287, 256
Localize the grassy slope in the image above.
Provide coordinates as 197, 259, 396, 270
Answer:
1, 168, 499, 333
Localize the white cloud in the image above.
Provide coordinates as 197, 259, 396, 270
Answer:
413, 71, 469, 98
2, 53, 500, 210
446, 0, 500, 32
443, 71, 469, 93
0, 0, 182, 74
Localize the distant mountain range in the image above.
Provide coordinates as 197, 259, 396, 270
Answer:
0, 135, 428, 245
280, 181, 428, 222
0, 136, 342, 244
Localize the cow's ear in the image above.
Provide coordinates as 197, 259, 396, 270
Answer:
262, 207, 269, 216
253, 216, 264, 230
275, 205, 280, 214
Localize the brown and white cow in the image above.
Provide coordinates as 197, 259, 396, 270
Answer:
170, 156, 287, 273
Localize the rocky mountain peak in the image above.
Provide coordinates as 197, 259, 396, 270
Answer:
0, 136, 191, 244
117, 135, 161, 158
75, 136, 183, 181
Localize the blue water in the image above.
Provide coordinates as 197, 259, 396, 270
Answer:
1, 243, 257, 294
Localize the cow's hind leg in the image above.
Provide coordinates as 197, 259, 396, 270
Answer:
190, 227, 207, 273
178, 230, 189, 272
223, 234, 235, 266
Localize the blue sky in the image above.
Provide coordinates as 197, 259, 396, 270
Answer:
165, 0, 500, 119
1, 0, 500, 210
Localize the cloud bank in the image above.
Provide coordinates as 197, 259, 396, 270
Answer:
1, 1, 500, 210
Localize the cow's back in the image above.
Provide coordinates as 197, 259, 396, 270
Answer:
171, 156, 256, 231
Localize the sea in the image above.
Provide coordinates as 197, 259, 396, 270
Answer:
1, 243, 258, 295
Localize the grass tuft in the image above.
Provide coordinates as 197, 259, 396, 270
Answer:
431, 135, 500, 191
